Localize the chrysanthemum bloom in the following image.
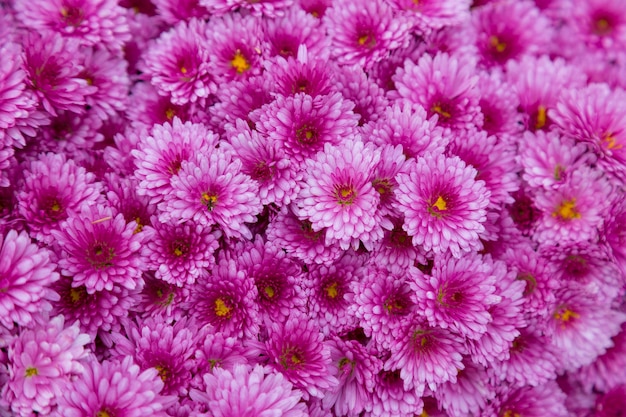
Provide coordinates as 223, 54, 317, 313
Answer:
152, 0, 209, 25
385, 314, 465, 393
264, 51, 334, 98
52, 204, 144, 294
298, 0, 332, 18
604, 197, 626, 276
486, 382, 569, 417
232, 237, 305, 324
78, 46, 130, 121
506, 55, 587, 133
435, 360, 494, 417
142, 220, 220, 287
51, 275, 140, 338
21, 32, 91, 116
365, 100, 448, 160
35, 109, 105, 155
365, 367, 424, 417
14, 0, 130, 51
593, 385, 626, 417
105, 174, 155, 236
0, 230, 59, 329
255, 92, 359, 165
386, 0, 470, 33
132, 117, 218, 206
324, 0, 410, 68
447, 128, 519, 209
519, 130, 593, 190
265, 206, 343, 265
264, 313, 338, 399
470, 0, 551, 67
296, 140, 385, 250
323, 337, 381, 416
191, 364, 308, 417
477, 71, 522, 138
577, 323, 626, 392
112, 317, 197, 396
188, 260, 259, 339
548, 287, 626, 371
371, 218, 427, 270
411, 253, 502, 340
566, 0, 626, 51
204, 0, 293, 17
550, 84, 626, 177
4, 315, 90, 416
304, 254, 362, 335
224, 120, 300, 206
207, 14, 265, 82
394, 153, 490, 258
55, 356, 175, 417
507, 185, 542, 236
262, 7, 328, 58
134, 272, 190, 323
369, 144, 410, 220
159, 150, 262, 240
534, 167, 612, 245
334, 65, 389, 129
142, 19, 214, 105
17, 153, 102, 244
104, 127, 145, 175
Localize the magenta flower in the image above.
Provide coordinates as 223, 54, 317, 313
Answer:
3, 315, 90, 416
17, 152, 102, 244
264, 313, 338, 399
371, 218, 427, 270
211, 75, 273, 133
159, 150, 262, 240
566, 0, 626, 52
578, 323, 626, 391
52, 204, 144, 294
55, 356, 175, 417
0, 230, 59, 329
593, 385, 626, 417
142, 19, 214, 105
394, 153, 490, 258
334, 65, 389, 129
488, 382, 569, 417
134, 272, 190, 323
191, 364, 308, 417
386, 0, 470, 32
263, 8, 328, 59
152, 0, 209, 25
477, 71, 522, 138
105, 174, 155, 236
265, 52, 334, 98
366, 367, 424, 417
435, 360, 494, 417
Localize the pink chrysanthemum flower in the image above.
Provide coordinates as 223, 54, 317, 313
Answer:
263, 7, 328, 59
255, 92, 358, 165
159, 150, 262, 240
298, 0, 332, 18
548, 287, 626, 371
21, 32, 90, 117
224, 120, 300, 206
365, 100, 447, 160
371, 218, 427, 270
51, 276, 140, 338
304, 254, 362, 335
265, 206, 343, 265
385, 314, 465, 394
142, 19, 214, 105
52, 204, 144, 294
264, 52, 334, 98
369, 144, 410, 219
435, 360, 494, 417
477, 71, 522, 138
577, 323, 626, 392
112, 317, 197, 396
191, 364, 308, 417
471, 0, 552, 67
550, 84, 626, 176
264, 313, 338, 399
365, 367, 424, 417
55, 356, 175, 417
210, 75, 272, 133
394, 153, 490, 258
104, 127, 145, 175
334, 65, 389, 129
17, 152, 102, 244
3, 315, 90, 416
14, 0, 130, 51
393, 52, 481, 131
132, 117, 218, 206
0, 230, 59, 329
232, 237, 305, 324
323, 337, 382, 416
567, 0, 626, 51
411, 253, 502, 340
534, 167, 612, 245
386, 0, 470, 33
593, 385, 626, 417
142, 219, 221, 287
207, 14, 265, 82
134, 272, 190, 323
487, 382, 569, 417
152, 0, 209, 25
105, 174, 155, 236
188, 259, 259, 339
324, 0, 411, 68
519, 130, 592, 190
296, 140, 385, 250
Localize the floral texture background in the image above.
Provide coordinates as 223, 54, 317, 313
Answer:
0, 0, 626, 416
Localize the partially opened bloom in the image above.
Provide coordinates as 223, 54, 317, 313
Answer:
135, 272, 190, 323
4, 315, 90, 416
52, 204, 144, 294
159, 150, 262, 240
394, 153, 490, 258
0, 230, 59, 329
264, 313, 338, 399
265, 52, 334, 98
190, 364, 308, 417
55, 356, 175, 417
296, 140, 384, 250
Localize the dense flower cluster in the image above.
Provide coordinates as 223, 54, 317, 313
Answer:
1, 0, 626, 416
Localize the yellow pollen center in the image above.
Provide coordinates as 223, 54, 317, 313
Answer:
595, 18, 611, 35
554, 164, 564, 181
305, 130, 313, 139
231, 50, 250, 74
419, 411, 429, 417
51, 201, 61, 211
432, 104, 451, 119
174, 247, 183, 256
133, 217, 143, 234
602, 133, 622, 150
326, 282, 339, 299
502, 410, 521, 417
291, 354, 302, 365
535, 105, 547, 130
489, 35, 507, 53
69, 287, 84, 303
264, 286, 275, 298
180, 66, 187, 74
165, 108, 176, 120
155, 365, 168, 381
96, 411, 111, 417
554, 307, 580, 324
25, 367, 38, 377
553, 199, 581, 220
433, 196, 447, 211
214, 298, 231, 317
202, 192, 218, 211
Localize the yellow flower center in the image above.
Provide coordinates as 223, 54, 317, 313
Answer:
96, 411, 111, 417
433, 196, 447, 211
534, 105, 547, 130
594, 17, 612, 35
502, 410, 521, 417
165, 107, 176, 121
202, 192, 218, 211
431, 103, 452, 119
264, 286, 275, 298
25, 367, 38, 377
214, 298, 232, 317
51, 201, 61, 211
155, 365, 168, 382
553, 199, 581, 220
554, 164, 564, 181
231, 50, 250, 74
180, 66, 187, 74
602, 133, 622, 150
489, 35, 507, 53
554, 306, 580, 325
325, 282, 339, 298
69, 287, 86, 304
